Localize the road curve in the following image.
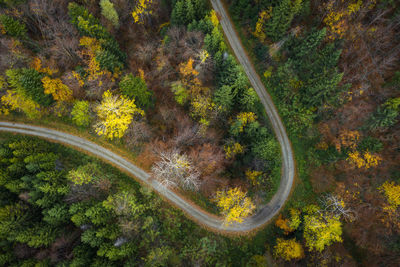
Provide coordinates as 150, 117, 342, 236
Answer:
0, 1, 295, 233
209, 0, 295, 227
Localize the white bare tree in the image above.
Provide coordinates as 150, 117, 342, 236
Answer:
151, 149, 201, 191
320, 194, 356, 222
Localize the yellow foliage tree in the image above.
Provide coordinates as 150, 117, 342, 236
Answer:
31, 57, 57, 76
347, 150, 381, 169
253, 9, 271, 43
210, 10, 219, 28
379, 181, 400, 211
175, 58, 216, 132
335, 130, 360, 152
303, 205, 343, 252
224, 142, 244, 159
1, 90, 41, 118
190, 95, 215, 131
78, 37, 116, 86
245, 169, 263, 186
95, 90, 144, 140
214, 187, 255, 225
235, 112, 257, 133
41, 76, 73, 102
275, 209, 301, 234
132, 0, 153, 24
179, 58, 201, 89
274, 238, 304, 261
323, 0, 366, 40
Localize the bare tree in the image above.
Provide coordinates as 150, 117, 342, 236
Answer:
124, 121, 153, 148
320, 194, 356, 222
151, 149, 201, 191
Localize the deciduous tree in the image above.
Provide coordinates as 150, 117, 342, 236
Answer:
132, 0, 154, 24
151, 149, 201, 191
273, 238, 304, 261
71, 100, 91, 127
41, 76, 73, 102
95, 90, 144, 139
100, 0, 119, 28
213, 187, 255, 225
303, 205, 343, 252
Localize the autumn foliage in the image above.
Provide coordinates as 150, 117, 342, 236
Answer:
274, 238, 304, 261
95, 90, 144, 139
214, 187, 255, 225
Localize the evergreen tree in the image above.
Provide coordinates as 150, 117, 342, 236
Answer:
6, 68, 53, 106
0, 14, 27, 39
120, 74, 153, 108
265, 0, 302, 42
213, 85, 234, 113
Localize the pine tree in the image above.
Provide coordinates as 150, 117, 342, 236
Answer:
213, 85, 234, 113
6, 68, 53, 106
0, 14, 27, 39
120, 73, 152, 108
171, 0, 185, 25
265, 0, 302, 42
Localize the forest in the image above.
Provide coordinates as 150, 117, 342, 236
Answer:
0, 0, 399, 266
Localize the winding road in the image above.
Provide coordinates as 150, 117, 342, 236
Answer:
0, 1, 295, 233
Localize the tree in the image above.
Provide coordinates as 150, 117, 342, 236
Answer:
103, 191, 144, 218
252, 137, 280, 163
94, 90, 144, 139
224, 142, 244, 160
120, 73, 152, 108
68, 2, 126, 72
151, 150, 201, 191
265, 0, 302, 42
253, 9, 271, 43
346, 151, 381, 169
213, 85, 234, 113
213, 187, 255, 225
303, 205, 343, 252
171, 0, 207, 26
241, 87, 259, 112
41, 76, 73, 102
0, 14, 27, 39
366, 98, 400, 131
230, 112, 257, 136
6, 68, 53, 106
71, 100, 91, 127
144, 246, 173, 267
1, 90, 41, 118
171, 81, 189, 105
132, 0, 154, 24
273, 238, 304, 261
100, 0, 119, 28
275, 209, 301, 234
379, 181, 400, 211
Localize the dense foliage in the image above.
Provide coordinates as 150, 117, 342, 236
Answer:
0, 0, 399, 265
228, 0, 400, 265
